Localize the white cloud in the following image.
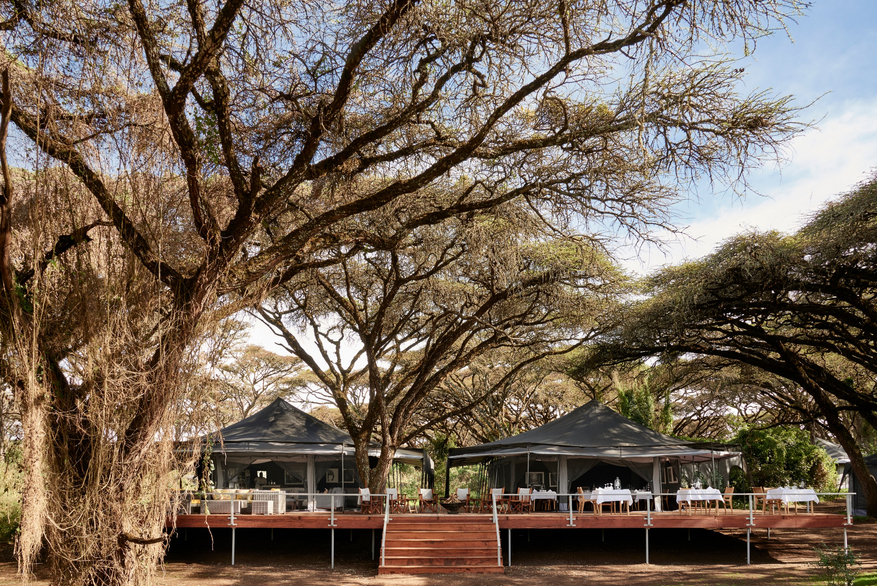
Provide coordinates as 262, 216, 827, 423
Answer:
621, 97, 877, 275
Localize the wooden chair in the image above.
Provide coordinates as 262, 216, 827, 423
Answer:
359, 488, 380, 514
387, 488, 406, 514
576, 487, 595, 513
720, 486, 734, 514
510, 487, 532, 513
762, 488, 782, 514
752, 487, 766, 512
455, 488, 471, 512
418, 488, 437, 513
482, 487, 507, 513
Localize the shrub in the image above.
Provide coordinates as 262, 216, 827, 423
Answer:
813, 545, 861, 586
735, 426, 838, 491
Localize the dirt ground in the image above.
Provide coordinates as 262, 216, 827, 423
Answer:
2, 521, 875, 585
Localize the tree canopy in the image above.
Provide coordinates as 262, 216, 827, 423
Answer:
582, 176, 877, 515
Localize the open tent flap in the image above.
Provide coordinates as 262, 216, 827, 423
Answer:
678, 453, 745, 488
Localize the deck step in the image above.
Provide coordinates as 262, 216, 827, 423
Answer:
379, 515, 503, 575
379, 565, 505, 575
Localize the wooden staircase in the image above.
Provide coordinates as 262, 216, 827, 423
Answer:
379, 515, 504, 574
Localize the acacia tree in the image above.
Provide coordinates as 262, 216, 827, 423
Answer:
583, 177, 877, 515
215, 344, 307, 422
420, 351, 585, 446
0, 0, 807, 582
258, 207, 623, 490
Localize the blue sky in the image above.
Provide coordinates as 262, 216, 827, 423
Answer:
628, 0, 877, 273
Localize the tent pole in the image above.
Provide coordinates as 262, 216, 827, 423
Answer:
444, 458, 451, 498
526, 447, 530, 488
711, 448, 715, 486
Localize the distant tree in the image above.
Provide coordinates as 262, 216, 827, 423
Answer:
582, 177, 877, 515
258, 211, 623, 490
616, 377, 672, 434
417, 351, 584, 446
215, 345, 307, 422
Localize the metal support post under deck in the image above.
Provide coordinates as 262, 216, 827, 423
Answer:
507, 528, 512, 566
331, 528, 335, 569
746, 528, 750, 565
645, 528, 649, 565
371, 529, 375, 560
231, 528, 236, 566
844, 527, 848, 552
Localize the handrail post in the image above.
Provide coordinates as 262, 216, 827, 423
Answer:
492, 492, 502, 567
845, 492, 852, 526
568, 494, 574, 527
747, 493, 754, 527
329, 494, 336, 527
381, 492, 391, 568
645, 494, 652, 527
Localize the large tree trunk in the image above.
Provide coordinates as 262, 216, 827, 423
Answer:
807, 383, 877, 517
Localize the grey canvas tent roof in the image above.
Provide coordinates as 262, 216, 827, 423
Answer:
209, 398, 426, 464
816, 437, 850, 464
448, 400, 733, 464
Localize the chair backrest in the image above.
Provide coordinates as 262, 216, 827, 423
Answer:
420, 488, 433, 500
518, 487, 531, 501
456, 488, 469, 500
359, 487, 371, 502
387, 487, 398, 501
753, 486, 765, 494
724, 486, 734, 496
491, 487, 504, 499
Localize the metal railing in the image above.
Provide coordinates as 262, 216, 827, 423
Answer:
174, 488, 856, 524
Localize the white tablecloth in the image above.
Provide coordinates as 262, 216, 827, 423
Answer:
591, 488, 633, 505
766, 488, 819, 504
532, 490, 557, 501
676, 488, 723, 504
633, 490, 653, 502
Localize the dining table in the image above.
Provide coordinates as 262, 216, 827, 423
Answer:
676, 488, 723, 514
531, 489, 558, 511
632, 490, 654, 510
584, 488, 633, 514
765, 487, 819, 514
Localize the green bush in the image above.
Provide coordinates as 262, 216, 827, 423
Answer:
813, 545, 861, 586
735, 426, 838, 491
